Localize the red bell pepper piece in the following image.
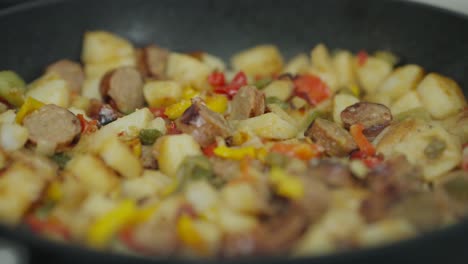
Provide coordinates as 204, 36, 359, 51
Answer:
149, 107, 168, 119
208, 71, 226, 87
213, 71, 247, 98
25, 215, 70, 241
293, 74, 331, 106
357, 50, 369, 66
350, 124, 376, 156
202, 143, 217, 157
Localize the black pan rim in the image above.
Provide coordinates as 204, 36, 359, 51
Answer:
0, 0, 468, 263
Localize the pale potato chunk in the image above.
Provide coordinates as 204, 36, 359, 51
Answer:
166, 53, 211, 90
332, 93, 360, 126
262, 80, 294, 101
0, 163, 46, 224
236, 113, 298, 140
375, 119, 462, 181
376, 65, 424, 103
154, 134, 202, 177
84, 56, 135, 79
189, 219, 222, 255
0, 110, 16, 124
358, 218, 416, 247
332, 50, 357, 88
310, 43, 334, 72
143, 80, 183, 107
27, 73, 70, 108
185, 181, 219, 214
0, 123, 28, 151
221, 182, 261, 214
65, 154, 119, 193
356, 56, 392, 94
147, 117, 167, 134
283, 53, 310, 75
81, 78, 102, 100
231, 45, 283, 77
416, 73, 466, 119
201, 53, 226, 72
308, 68, 339, 92
82, 31, 135, 64
95, 135, 142, 178
97, 108, 154, 137
390, 91, 423, 115
121, 170, 172, 200
215, 207, 258, 233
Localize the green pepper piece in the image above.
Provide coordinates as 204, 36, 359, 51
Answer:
139, 129, 163, 145
50, 153, 71, 169
177, 155, 214, 182
254, 77, 273, 90
266, 96, 289, 110
0, 71, 26, 107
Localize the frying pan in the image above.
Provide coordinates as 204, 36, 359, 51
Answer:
0, 0, 468, 263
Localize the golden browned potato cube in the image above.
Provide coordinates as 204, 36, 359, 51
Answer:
231, 45, 283, 77
376, 65, 424, 103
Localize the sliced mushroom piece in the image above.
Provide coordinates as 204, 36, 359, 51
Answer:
305, 118, 357, 157
341, 102, 393, 140
100, 66, 145, 113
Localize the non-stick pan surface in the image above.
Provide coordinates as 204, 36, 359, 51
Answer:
1, 0, 468, 263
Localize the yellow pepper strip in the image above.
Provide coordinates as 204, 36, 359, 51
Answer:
128, 204, 160, 225
87, 199, 136, 248
45, 181, 62, 202
231, 131, 250, 146
349, 84, 360, 98
213, 146, 257, 160
182, 86, 200, 100
269, 167, 305, 200
15, 97, 45, 124
164, 100, 192, 120
205, 95, 228, 114
176, 215, 204, 252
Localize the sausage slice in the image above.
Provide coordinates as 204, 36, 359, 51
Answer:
100, 66, 145, 113
341, 102, 392, 140
305, 118, 357, 157
229, 85, 266, 120
46, 59, 84, 93
176, 98, 232, 147
136, 45, 169, 79
23, 104, 81, 149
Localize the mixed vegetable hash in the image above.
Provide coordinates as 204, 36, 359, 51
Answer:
0, 31, 466, 258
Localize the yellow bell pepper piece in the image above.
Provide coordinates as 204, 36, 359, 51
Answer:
269, 167, 304, 200
15, 97, 45, 124
45, 181, 62, 202
182, 86, 200, 100
205, 95, 228, 114
176, 215, 203, 251
213, 146, 257, 160
128, 204, 160, 225
349, 84, 360, 98
87, 199, 136, 248
164, 100, 192, 120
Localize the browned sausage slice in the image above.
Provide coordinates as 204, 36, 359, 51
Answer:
305, 118, 357, 157
229, 85, 266, 120
341, 102, 393, 140
100, 66, 145, 113
176, 98, 232, 147
23, 104, 81, 149
46, 59, 84, 93
136, 45, 169, 79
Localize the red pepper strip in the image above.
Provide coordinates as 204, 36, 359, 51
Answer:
271, 143, 321, 161
213, 71, 247, 99
202, 143, 217, 157
149, 107, 168, 119
208, 71, 226, 87
350, 150, 383, 169
357, 50, 369, 66
166, 121, 182, 135
350, 124, 376, 156
293, 74, 331, 106
77, 114, 99, 134
25, 215, 70, 240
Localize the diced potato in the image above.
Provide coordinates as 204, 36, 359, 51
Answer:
0, 123, 28, 151
70, 95, 91, 111
376, 65, 424, 103
166, 53, 211, 90
308, 68, 339, 92
375, 119, 462, 181
84, 56, 135, 79
262, 80, 294, 101
97, 108, 154, 137
94, 135, 142, 178
310, 44, 334, 73
187, 219, 222, 256
416, 73, 467, 119
236, 113, 298, 140
65, 154, 119, 193
267, 104, 298, 128
185, 181, 219, 214
143, 80, 183, 107
221, 183, 261, 214
358, 218, 416, 247
82, 31, 135, 64
231, 45, 283, 77
147, 117, 167, 134
283, 53, 310, 75
332, 93, 359, 126
81, 78, 102, 100
0, 110, 16, 124
332, 50, 356, 88
27, 73, 70, 108
201, 53, 226, 72
0, 162, 46, 224
122, 170, 172, 200
356, 56, 392, 94
216, 207, 258, 233
390, 91, 423, 115
439, 109, 468, 144
154, 134, 202, 177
